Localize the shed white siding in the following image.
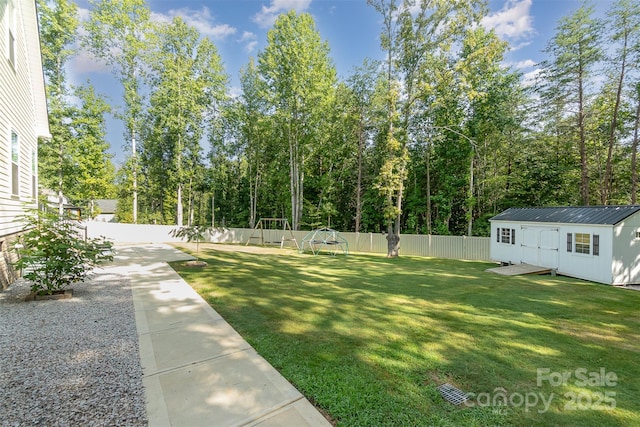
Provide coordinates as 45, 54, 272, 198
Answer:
491, 221, 521, 265
491, 208, 640, 285
0, 0, 49, 237
611, 214, 640, 285
555, 224, 612, 285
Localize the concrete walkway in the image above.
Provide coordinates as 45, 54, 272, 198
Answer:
103, 243, 331, 427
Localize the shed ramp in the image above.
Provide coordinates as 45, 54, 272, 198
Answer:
486, 263, 552, 276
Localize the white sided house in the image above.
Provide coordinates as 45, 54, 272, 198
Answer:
0, 0, 50, 287
490, 206, 640, 286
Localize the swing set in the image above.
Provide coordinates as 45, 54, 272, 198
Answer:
246, 218, 300, 249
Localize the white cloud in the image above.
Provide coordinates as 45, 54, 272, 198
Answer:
522, 68, 541, 87
70, 50, 111, 74
69, 7, 112, 76
513, 59, 536, 69
155, 7, 237, 40
481, 0, 534, 41
252, 0, 312, 28
228, 86, 242, 99
77, 6, 91, 22
239, 31, 258, 53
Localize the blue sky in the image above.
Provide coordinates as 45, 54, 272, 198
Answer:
69, 0, 615, 164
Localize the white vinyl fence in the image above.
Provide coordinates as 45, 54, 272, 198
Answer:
86, 222, 491, 261
229, 228, 491, 261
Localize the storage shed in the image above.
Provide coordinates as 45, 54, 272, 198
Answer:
489, 206, 640, 285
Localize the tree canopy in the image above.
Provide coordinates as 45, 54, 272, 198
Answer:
37, 0, 640, 252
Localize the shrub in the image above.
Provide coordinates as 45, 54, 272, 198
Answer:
13, 209, 113, 295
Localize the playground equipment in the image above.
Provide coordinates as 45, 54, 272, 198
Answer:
299, 227, 349, 256
246, 218, 299, 249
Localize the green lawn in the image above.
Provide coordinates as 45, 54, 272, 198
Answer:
171, 244, 640, 427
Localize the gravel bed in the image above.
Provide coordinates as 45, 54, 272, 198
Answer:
0, 272, 147, 426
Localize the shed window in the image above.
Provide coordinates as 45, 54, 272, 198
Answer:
635, 231, 640, 240
575, 233, 590, 254
500, 228, 513, 244
497, 227, 516, 244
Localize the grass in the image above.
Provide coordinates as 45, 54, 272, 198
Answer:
171, 243, 640, 426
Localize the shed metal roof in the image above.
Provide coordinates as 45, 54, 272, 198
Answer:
490, 206, 640, 225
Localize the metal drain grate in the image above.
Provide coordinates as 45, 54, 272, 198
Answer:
437, 383, 468, 405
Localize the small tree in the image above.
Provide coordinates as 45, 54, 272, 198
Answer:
169, 225, 211, 261
13, 209, 113, 295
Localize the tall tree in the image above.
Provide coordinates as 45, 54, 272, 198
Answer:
367, 0, 402, 255
258, 11, 337, 230
238, 58, 270, 228
84, 0, 152, 223
456, 26, 515, 235
68, 84, 117, 212
602, 0, 640, 204
144, 17, 228, 226
632, 83, 640, 203
36, 0, 79, 214
367, 0, 484, 255
345, 60, 381, 232
540, 2, 603, 205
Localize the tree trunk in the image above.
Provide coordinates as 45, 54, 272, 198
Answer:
249, 161, 259, 229
388, 149, 406, 258
177, 183, 183, 226
603, 34, 628, 205
132, 134, 137, 224
426, 140, 431, 235
289, 125, 298, 230
467, 153, 474, 237
386, 223, 400, 258
355, 114, 364, 233
211, 193, 215, 228
187, 178, 194, 227
299, 154, 304, 230
631, 86, 640, 204
58, 136, 64, 218
578, 68, 589, 205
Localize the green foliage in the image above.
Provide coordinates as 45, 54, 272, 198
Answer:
142, 16, 228, 226
37, 0, 115, 212
13, 209, 113, 295
258, 10, 337, 230
84, 0, 152, 223
53, 0, 640, 239
539, 2, 604, 205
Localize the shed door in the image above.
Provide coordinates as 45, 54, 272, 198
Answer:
522, 227, 539, 265
521, 227, 559, 269
539, 229, 559, 269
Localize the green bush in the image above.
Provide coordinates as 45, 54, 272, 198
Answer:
13, 209, 113, 295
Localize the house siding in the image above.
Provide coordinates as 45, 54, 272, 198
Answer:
0, 0, 46, 238
0, 0, 49, 288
